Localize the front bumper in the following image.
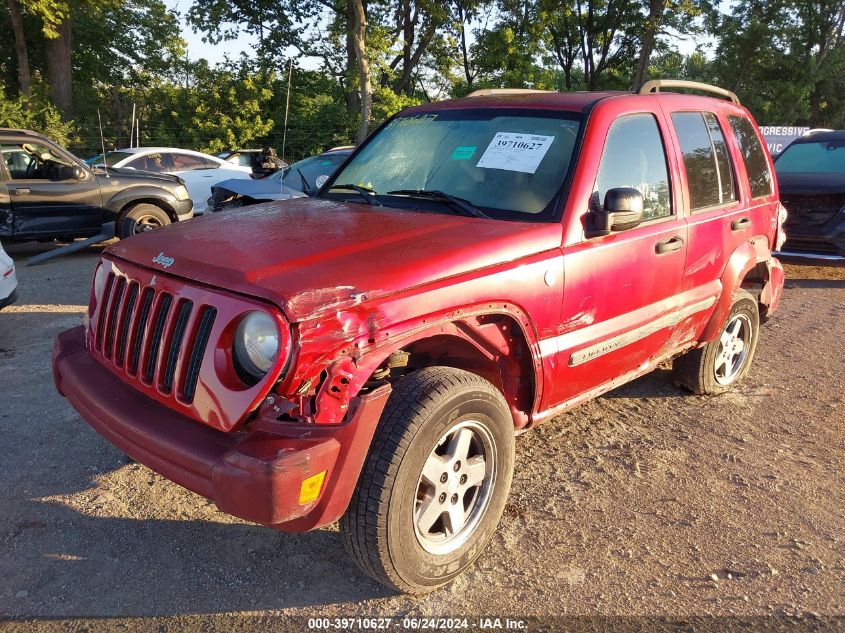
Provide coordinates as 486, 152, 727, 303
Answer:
779, 211, 845, 260
0, 287, 18, 310
173, 199, 194, 220
52, 326, 390, 531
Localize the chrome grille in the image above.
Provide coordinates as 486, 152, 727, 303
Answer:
94, 270, 216, 404
183, 306, 216, 402
781, 194, 844, 230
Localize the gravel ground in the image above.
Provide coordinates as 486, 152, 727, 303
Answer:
0, 241, 843, 632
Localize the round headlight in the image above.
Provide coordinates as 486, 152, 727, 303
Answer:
233, 311, 280, 383
93, 263, 109, 303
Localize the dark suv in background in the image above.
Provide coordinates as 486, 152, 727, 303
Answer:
774, 129, 845, 260
1, 129, 193, 241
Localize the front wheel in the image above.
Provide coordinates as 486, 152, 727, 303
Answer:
672, 288, 760, 395
118, 203, 171, 239
340, 367, 515, 593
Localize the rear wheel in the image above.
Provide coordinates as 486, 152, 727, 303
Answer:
672, 288, 760, 395
118, 204, 171, 239
340, 367, 515, 593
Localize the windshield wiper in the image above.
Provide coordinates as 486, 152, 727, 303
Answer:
329, 183, 381, 206
295, 168, 314, 195
387, 189, 491, 219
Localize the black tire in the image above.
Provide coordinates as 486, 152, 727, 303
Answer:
672, 288, 760, 395
118, 203, 171, 239
340, 367, 515, 593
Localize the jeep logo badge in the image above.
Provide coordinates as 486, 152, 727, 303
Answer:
152, 252, 175, 269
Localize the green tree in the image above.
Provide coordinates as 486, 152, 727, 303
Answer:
710, 0, 845, 126
0, 74, 76, 145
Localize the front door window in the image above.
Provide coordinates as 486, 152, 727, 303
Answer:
593, 113, 672, 221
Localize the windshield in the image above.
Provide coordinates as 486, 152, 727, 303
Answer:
324, 109, 582, 220
86, 151, 133, 167
271, 153, 349, 192
775, 140, 845, 174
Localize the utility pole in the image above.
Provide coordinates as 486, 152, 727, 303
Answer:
130, 102, 136, 148
281, 58, 293, 161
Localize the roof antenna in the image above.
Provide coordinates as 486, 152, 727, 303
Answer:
97, 109, 110, 178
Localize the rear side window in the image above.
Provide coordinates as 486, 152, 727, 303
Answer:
595, 113, 671, 221
672, 113, 718, 209
728, 115, 773, 198
231, 153, 253, 167
705, 114, 736, 204
170, 153, 215, 171
671, 112, 736, 210
127, 154, 169, 173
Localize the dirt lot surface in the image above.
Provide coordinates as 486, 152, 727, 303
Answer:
0, 242, 843, 631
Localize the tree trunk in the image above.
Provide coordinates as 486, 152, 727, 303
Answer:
632, 0, 661, 89
350, 0, 371, 144
809, 81, 825, 127
632, 26, 656, 89
548, 24, 575, 90
456, 1, 474, 89
7, 0, 31, 97
393, 26, 435, 96
45, 16, 73, 116
345, 0, 359, 116
400, 0, 414, 89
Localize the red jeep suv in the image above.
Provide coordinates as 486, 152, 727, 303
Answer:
53, 80, 785, 593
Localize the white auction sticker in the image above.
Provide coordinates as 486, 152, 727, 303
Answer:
476, 132, 555, 174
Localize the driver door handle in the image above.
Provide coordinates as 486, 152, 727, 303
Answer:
655, 235, 684, 254
11, 188, 30, 195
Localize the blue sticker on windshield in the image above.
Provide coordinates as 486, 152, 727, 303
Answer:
450, 146, 476, 160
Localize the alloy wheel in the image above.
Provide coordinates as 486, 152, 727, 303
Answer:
714, 313, 752, 385
133, 215, 163, 234
414, 420, 497, 555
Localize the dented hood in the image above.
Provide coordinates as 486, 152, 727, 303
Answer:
776, 171, 845, 196
106, 198, 562, 322
211, 177, 307, 200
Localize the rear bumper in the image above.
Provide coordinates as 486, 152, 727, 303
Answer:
760, 256, 785, 318
52, 326, 390, 531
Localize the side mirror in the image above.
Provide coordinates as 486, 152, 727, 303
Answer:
57, 165, 86, 180
593, 187, 644, 235
56, 165, 75, 181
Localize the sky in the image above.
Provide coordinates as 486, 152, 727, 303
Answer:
165, 0, 713, 67
164, 0, 256, 64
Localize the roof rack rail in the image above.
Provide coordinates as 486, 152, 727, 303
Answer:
466, 88, 555, 97
637, 80, 740, 104
0, 127, 40, 136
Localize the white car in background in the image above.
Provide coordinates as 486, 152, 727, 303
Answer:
87, 147, 253, 214
0, 241, 18, 310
